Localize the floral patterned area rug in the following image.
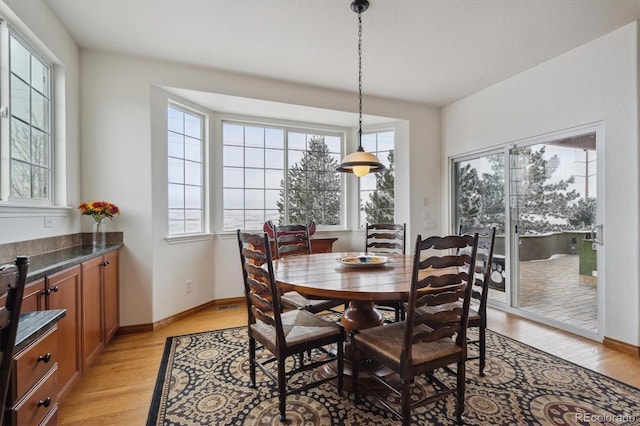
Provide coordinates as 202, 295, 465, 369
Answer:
147, 324, 640, 425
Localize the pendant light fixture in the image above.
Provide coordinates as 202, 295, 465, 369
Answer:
337, 0, 385, 178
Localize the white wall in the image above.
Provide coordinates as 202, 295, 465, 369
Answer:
80, 50, 439, 325
442, 23, 640, 346
0, 0, 80, 243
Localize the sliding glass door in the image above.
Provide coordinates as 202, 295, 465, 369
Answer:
453, 151, 506, 305
453, 126, 603, 336
510, 133, 599, 332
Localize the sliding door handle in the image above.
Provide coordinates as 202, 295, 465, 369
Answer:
591, 224, 603, 245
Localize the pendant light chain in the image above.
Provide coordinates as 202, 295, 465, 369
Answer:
336, 0, 385, 176
357, 11, 363, 146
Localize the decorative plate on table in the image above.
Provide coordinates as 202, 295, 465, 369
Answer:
340, 255, 390, 268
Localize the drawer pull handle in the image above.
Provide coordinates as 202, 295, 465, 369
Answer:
101, 261, 110, 266
38, 353, 52, 363
38, 397, 52, 408
42, 286, 59, 296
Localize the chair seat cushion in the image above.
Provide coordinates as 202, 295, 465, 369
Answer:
355, 321, 462, 366
281, 291, 325, 308
281, 291, 345, 313
251, 309, 341, 347
415, 302, 481, 323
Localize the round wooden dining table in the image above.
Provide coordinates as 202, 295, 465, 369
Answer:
272, 251, 414, 332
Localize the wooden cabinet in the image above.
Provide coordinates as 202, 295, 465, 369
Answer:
269, 237, 338, 258
310, 238, 338, 254
80, 257, 104, 372
6, 326, 59, 426
102, 250, 120, 344
21, 279, 45, 313
5, 248, 120, 423
80, 250, 120, 372
45, 266, 81, 403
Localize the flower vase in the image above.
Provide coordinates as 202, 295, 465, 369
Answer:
93, 218, 107, 249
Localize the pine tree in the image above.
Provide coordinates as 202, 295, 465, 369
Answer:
277, 136, 341, 225
457, 147, 582, 234
514, 146, 580, 233
364, 150, 395, 223
457, 163, 482, 227
478, 154, 505, 232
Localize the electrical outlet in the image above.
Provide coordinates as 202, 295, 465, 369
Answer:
44, 216, 54, 228
185, 280, 193, 293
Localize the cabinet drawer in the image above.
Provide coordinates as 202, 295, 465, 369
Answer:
11, 326, 58, 402
7, 364, 58, 426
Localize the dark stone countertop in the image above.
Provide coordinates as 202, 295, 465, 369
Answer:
15, 309, 67, 353
26, 243, 123, 283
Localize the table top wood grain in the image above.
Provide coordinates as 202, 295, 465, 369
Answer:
273, 252, 452, 302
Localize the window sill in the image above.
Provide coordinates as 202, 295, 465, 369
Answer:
165, 233, 214, 245
0, 203, 72, 218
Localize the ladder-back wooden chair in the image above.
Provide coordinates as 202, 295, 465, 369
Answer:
237, 230, 345, 423
459, 226, 496, 376
352, 234, 478, 425
275, 224, 347, 315
365, 223, 406, 321
0, 256, 29, 426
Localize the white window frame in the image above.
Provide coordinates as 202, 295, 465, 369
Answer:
358, 128, 395, 228
220, 116, 346, 232
167, 102, 206, 237
0, 19, 53, 205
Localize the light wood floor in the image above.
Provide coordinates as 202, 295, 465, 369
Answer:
57, 304, 640, 425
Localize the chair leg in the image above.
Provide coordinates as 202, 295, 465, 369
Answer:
351, 336, 359, 403
249, 338, 256, 387
479, 326, 486, 376
456, 361, 466, 425
278, 359, 287, 422
337, 340, 344, 394
401, 378, 412, 426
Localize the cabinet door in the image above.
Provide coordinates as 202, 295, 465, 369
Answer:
22, 279, 44, 312
81, 256, 104, 372
45, 265, 81, 402
102, 251, 119, 344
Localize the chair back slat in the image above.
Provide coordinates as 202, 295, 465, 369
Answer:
416, 284, 466, 307
365, 223, 406, 255
0, 256, 29, 426
459, 226, 497, 313
237, 230, 286, 346
418, 271, 471, 289
403, 234, 478, 365
275, 224, 311, 258
413, 324, 461, 343
419, 253, 472, 270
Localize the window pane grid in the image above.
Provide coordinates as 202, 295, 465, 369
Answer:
359, 131, 395, 227
223, 122, 342, 230
8, 32, 52, 201
167, 105, 204, 235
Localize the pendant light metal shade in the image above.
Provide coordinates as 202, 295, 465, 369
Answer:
336, 146, 385, 177
337, 0, 385, 177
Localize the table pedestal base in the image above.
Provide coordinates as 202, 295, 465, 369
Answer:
320, 300, 399, 392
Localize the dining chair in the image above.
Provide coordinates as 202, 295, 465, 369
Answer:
275, 224, 347, 315
236, 230, 345, 423
459, 226, 496, 376
0, 256, 29, 426
351, 233, 478, 426
364, 223, 406, 322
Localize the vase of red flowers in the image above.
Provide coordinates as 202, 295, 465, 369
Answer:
78, 201, 120, 249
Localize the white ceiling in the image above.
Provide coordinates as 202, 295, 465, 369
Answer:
45, 0, 639, 107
